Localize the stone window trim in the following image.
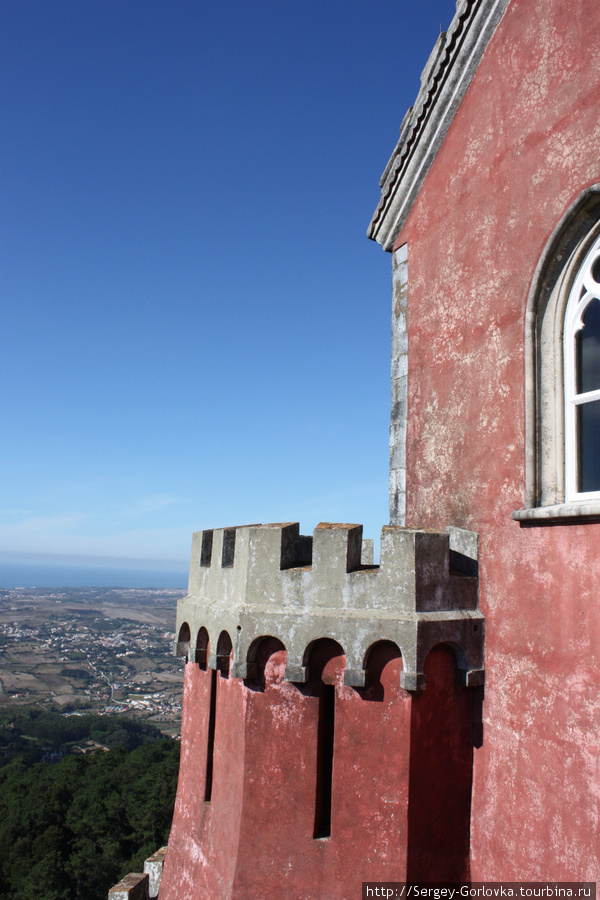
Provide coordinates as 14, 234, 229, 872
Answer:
512, 184, 600, 524
390, 243, 408, 526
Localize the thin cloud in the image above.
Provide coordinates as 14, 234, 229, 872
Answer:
119, 495, 182, 516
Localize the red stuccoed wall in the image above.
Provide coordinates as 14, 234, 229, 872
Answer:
159, 665, 248, 898
160, 644, 474, 898
392, 0, 600, 879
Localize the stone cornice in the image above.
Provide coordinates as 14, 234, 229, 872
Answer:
368, 0, 510, 251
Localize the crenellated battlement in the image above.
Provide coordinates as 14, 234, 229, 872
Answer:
176, 522, 484, 691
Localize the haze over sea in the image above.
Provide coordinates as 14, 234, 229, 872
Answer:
0, 555, 188, 589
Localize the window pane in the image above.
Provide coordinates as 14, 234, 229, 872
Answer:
577, 398, 600, 492
576, 299, 600, 393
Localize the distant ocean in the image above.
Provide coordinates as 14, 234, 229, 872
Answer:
0, 561, 188, 590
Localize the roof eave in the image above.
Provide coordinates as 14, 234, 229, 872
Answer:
368, 0, 511, 252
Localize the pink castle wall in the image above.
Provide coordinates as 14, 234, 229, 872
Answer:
392, 0, 600, 879
160, 643, 474, 897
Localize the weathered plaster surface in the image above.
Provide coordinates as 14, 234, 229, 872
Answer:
387, 0, 600, 879
159, 517, 483, 896
159, 645, 474, 898
159, 666, 248, 899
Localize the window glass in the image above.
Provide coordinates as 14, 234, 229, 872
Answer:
565, 230, 600, 500
577, 398, 600, 492
576, 299, 600, 394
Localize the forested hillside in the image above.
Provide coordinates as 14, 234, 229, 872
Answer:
0, 712, 179, 900
0, 708, 168, 765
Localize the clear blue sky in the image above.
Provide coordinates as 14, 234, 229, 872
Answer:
1, 0, 455, 573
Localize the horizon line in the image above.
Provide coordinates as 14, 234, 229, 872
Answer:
0, 550, 189, 569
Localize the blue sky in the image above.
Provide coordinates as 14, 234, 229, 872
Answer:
0, 0, 456, 576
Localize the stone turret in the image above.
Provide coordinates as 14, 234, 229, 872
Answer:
175, 521, 484, 692
156, 521, 484, 896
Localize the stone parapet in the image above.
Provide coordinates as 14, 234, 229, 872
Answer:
108, 872, 149, 900
108, 848, 167, 900
143, 846, 167, 899
175, 522, 484, 691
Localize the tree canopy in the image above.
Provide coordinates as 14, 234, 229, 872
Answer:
0, 712, 179, 900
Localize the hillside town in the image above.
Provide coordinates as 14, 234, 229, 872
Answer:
0, 586, 185, 737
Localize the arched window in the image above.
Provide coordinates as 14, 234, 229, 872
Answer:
513, 184, 600, 522
564, 232, 600, 499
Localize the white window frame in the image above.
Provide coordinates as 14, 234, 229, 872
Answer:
564, 232, 600, 501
